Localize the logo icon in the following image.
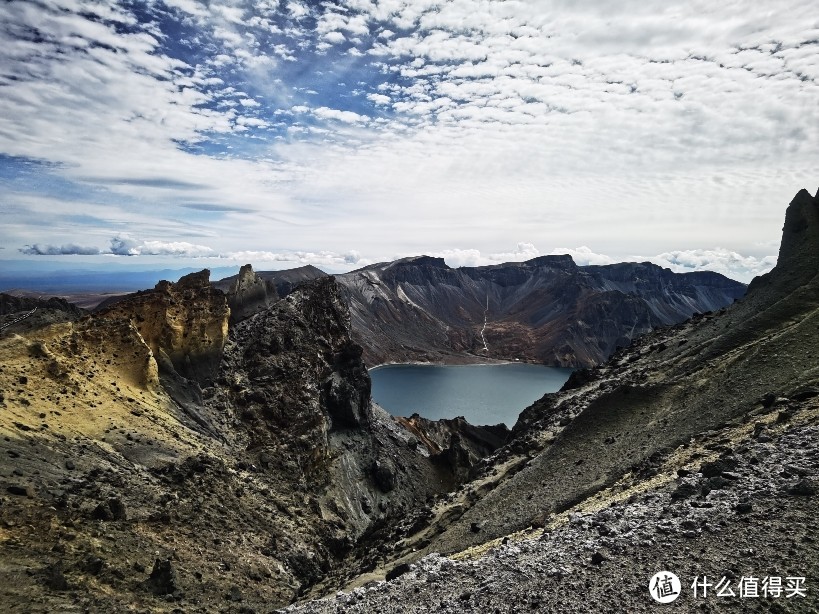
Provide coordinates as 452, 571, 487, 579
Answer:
650, 571, 681, 603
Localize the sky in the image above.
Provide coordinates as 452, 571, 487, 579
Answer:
1, 0, 817, 284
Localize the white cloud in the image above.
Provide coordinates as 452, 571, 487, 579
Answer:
323, 31, 346, 44
367, 93, 391, 105
549, 246, 616, 266
648, 248, 777, 283
425, 243, 541, 268
222, 249, 367, 268
286, 1, 309, 20
0, 0, 815, 281
110, 235, 215, 257
20, 243, 101, 256
313, 106, 369, 123
162, 0, 208, 18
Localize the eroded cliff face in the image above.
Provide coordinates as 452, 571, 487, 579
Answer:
338, 255, 746, 368
0, 271, 491, 611
96, 270, 229, 385
211, 276, 373, 477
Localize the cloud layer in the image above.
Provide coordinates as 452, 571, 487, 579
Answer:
2, 0, 816, 282
18, 234, 774, 282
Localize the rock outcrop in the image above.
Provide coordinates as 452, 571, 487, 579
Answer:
0, 293, 85, 332
213, 264, 326, 324
221, 263, 279, 324
96, 269, 229, 385
337, 255, 746, 368
396, 414, 509, 482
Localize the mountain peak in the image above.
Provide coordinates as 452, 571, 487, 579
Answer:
748, 187, 818, 295
523, 254, 577, 268
778, 188, 818, 265
175, 268, 211, 289
390, 255, 449, 269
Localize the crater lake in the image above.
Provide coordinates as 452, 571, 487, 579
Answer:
369, 363, 573, 428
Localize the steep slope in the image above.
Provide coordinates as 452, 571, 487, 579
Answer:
286, 406, 819, 613
0, 273, 489, 612
297, 188, 819, 604
337, 255, 745, 368
407, 188, 819, 555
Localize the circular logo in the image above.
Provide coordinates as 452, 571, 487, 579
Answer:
649, 571, 681, 603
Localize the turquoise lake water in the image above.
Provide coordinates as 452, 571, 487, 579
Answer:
369, 363, 573, 428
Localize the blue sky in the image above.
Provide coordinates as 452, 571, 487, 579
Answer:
1, 0, 818, 282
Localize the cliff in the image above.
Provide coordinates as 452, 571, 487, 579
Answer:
95, 270, 229, 385
338, 255, 746, 368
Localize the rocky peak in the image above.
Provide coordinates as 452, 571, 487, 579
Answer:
780, 188, 819, 257
219, 276, 371, 460
524, 254, 577, 269
747, 187, 818, 298
236, 263, 255, 286
223, 263, 278, 324
382, 256, 458, 287
773, 188, 818, 280
390, 255, 449, 269
98, 270, 229, 384
174, 269, 212, 289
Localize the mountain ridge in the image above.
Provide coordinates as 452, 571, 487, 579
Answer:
337, 254, 746, 368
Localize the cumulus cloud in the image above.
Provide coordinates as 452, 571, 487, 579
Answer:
20, 243, 101, 256
367, 93, 391, 105
430, 243, 541, 268
110, 235, 215, 257
648, 248, 777, 283
222, 249, 366, 267
109, 235, 142, 256
549, 246, 616, 266
313, 107, 369, 124
323, 31, 346, 44
22, 235, 216, 258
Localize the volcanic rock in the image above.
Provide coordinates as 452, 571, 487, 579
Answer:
338, 254, 745, 368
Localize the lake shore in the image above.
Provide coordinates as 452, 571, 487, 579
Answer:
367, 356, 536, 371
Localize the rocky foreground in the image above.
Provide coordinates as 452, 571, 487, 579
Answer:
284, 402, 819, 613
